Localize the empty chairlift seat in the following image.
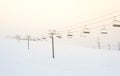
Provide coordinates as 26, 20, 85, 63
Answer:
83, 28, 90, 34
56, 34, 62, 39
67, 32, 73, 39
113, 20, 120, 27
113, 24, 120, 27
41, 35, 47, 40
100, 26, 108, 34
101, 30, 108, 34
42, 37, 47, 40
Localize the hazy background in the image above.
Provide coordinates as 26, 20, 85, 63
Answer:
0, 0, 120, 76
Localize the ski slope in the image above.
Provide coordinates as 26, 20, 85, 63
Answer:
0, 37, 120, 76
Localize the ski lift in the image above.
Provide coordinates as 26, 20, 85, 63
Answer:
56, 35, 62, 39
42, 37, 47, 40
101, 30, 108, 34
48, 29, 57, 39
83, 25, 90, 34
41, 34, 47, 40
49, 30, 56, 35
113, 16, 120, 27
67, 32, 73, 39
83, 30, 90, 34
113, 20, 120, 27
100, 25, 108, 34
56, 33, 62, 39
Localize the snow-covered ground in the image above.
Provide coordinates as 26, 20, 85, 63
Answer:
0, 36, 120, 76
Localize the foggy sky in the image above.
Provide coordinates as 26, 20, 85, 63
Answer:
0, 0, 120, 35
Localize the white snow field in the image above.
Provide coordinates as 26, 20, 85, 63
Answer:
0, 36, 120, 76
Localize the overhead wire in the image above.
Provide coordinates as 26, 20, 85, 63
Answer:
54, 10, 120, 31
60, 22, 113, 35
38, 10, 120, 39
57, 16, 114, 33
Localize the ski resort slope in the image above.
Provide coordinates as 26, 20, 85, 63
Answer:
0, 38, 120, 76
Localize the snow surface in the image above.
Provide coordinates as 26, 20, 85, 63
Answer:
0, 37, 120, 76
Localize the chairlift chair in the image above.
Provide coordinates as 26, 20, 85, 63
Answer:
42, 37, 47, 40
113, 19, 120, 27
56, 33, 62, 39
83, 31, 90, 34
100, 25, 108, 34
101, 30, 108, 34
56, 35, 62, 39
113, 24, 120, 27
83, 28, 90, 34
67, 32, 73, 39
